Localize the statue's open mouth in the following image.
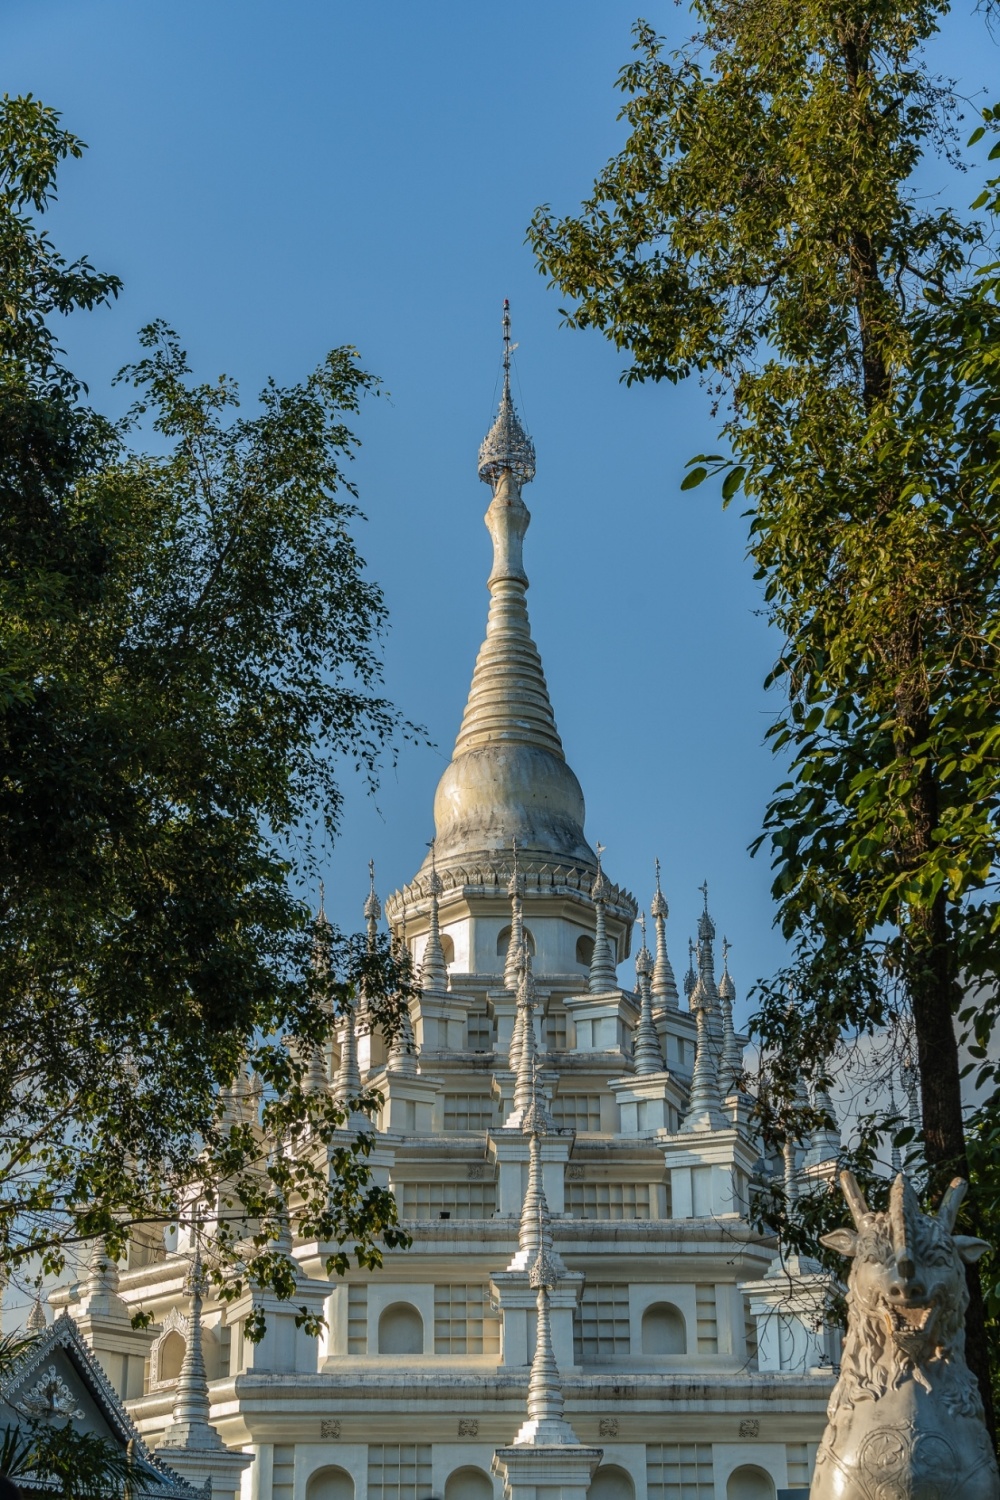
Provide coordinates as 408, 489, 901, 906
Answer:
883, 1300, 937, 1354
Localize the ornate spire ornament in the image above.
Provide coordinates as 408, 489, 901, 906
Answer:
680, 977, 728, 1133
420, 843, 448, 998
683, 938, 697, 1002
718, 937, 742, 1093
589, 844, 617, 993
364, 859, 382, 939
512, 1219, 579, 1445
26, 1289, 46, 1333
650, 858, 679, 1009
477, 300, 536, 490
632, 914, 665, 1075
504, 840, 527, 992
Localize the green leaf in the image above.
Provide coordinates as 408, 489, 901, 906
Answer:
721, 464, 746, 502
680, 466, 708, 490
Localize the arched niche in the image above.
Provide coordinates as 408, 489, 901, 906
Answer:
377, 1301, 424, 1355
158, 1329, 186, 1381
497, 925, 536, 958
727, 1466, 776, 1500
575, 935, 595, 966
589, 1466, 635, 1500
641, 1301, 687, 1355
306, 1466, 355, 1500
440, 933, 455, 966
445, 1466, 493, 1500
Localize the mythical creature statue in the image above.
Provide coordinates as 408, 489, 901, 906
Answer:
811, 1171, 998, 1500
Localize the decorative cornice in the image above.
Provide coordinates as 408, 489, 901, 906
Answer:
385, 861, 637, 926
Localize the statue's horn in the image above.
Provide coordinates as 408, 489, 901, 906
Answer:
840, 1170, 870, 1227
937, 1177, 967, 1234
889, 1174, 916, 1278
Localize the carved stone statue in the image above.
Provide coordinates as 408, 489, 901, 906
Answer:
812, 1171, 998, 1500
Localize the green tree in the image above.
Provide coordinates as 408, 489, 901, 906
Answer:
529, 5, 1000, 1426
0, 95, 413, 1310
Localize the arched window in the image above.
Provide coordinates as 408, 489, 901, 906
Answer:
377, 1301, 424, 1355
445, 1466, 493, 1500
440, 933, 455, 966
589, 1466, 635, 1500
496, 926, 535, 958
158, 1329, 186, 1381
306, 1467, 355, 1500
727, 1467, 776, 1500
576, 935, 595, 966
641, 1301, 687, 1355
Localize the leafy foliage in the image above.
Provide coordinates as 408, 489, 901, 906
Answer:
530, 2, 1000, 1428
0, 94, 415, 1308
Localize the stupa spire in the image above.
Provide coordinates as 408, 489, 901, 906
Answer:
504, 840, 527, 992
650, 858, 679, 1009
505, 954, 553, 1131
589, 845, 617, 993
508, 1066, 565, 1275
420, 304, 595, 880
27, 1288, 46, 1333
718, 937, 742, 1093
683, 938, 697, 1002
511, 1150, 578, 1445
420, 843, 448, 997
681, 976, 728, 1133
387, 911, 418, 1076
163, 1251, 214, 1443
632, 914, 665, 1075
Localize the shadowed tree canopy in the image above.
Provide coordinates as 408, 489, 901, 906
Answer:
530, 4, 1000, 1433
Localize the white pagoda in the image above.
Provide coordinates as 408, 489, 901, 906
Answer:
59, 306, 839, 1500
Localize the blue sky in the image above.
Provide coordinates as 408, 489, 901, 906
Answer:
7, 0, 995, 1023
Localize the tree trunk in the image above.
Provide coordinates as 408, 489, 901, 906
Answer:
904, 720, 997, 1444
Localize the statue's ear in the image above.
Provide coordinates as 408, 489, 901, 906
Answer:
820, 1228, 859, 1258
953, 1235, 991, 1264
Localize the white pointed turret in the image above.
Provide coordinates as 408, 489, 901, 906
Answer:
505, 847, 529, 1073
694, 882, 722, 1045
504, 844, 527, 992
161, 1252, 216, 1446
332, 981, 362, 1105
387, 914, 418, 1077
650, 859, 679, 1010
588, 846, 617, 993
507, 1071, 566, 1276
718, 937, 743, 1094
632, 914, 665, 1075
157, 1250, 254, 1496
505, 955, 553, 1132
680, 977, 728, 1133
420, 852, 449, 998
511, 1190, 579, 1446
803, 1060, 841, 1169
27, 1290, 46, 1333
